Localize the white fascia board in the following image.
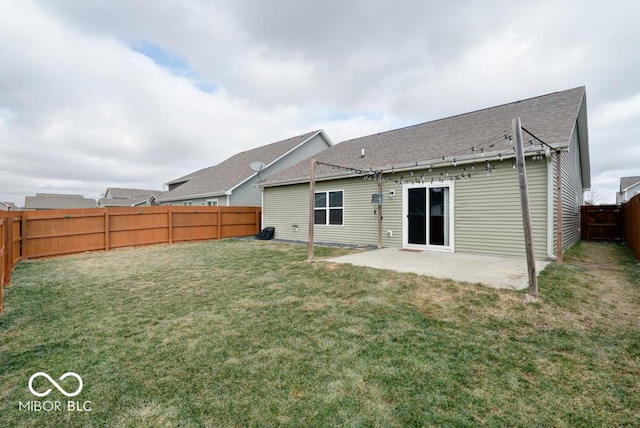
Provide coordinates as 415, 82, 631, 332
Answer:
258, 173, 350, 189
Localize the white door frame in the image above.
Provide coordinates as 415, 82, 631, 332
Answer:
402, 181, 455, 252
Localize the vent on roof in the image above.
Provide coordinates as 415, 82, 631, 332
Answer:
360, 148, 365, 158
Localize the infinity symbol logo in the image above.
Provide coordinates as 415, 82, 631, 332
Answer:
28, 372, 83, 398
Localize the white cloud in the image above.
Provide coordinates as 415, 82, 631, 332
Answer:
0, 0, 639, 207
593, 93, 640, 128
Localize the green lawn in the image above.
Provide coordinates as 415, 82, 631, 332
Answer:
0, 239, 638, 427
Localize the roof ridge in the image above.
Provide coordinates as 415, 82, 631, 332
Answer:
166, 129, 321, 184
339, 86, 585, 144
233, 129, 320, 157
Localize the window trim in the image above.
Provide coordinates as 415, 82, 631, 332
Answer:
314, 189, 344, 226
206, 198, 218, 206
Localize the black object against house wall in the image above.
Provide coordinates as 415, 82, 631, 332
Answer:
256, 227, 275, 240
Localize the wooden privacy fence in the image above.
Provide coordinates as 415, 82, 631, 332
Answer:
0, 214, 23, 309
622, 194, 640, 261
0, 217, 4, 311
0, 206, 262, 312
580, 205, 623, 242
580, 195, 640, 261
22, 206, 261, 258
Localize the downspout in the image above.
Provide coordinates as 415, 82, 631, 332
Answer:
555, 149, 564, 265
377, 171, 383, 249
260, 187, 264, 231
545, 148, 556, 259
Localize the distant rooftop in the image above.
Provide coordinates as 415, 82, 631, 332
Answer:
25, 193, 96, 210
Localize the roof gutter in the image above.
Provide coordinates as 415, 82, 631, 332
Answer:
259, 143, 569, 188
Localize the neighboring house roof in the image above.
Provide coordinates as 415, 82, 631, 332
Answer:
620, 176, 640, 192
99, 188, 165, 207
262, 87, 590, 188
139, 192, 168, 206
25, 193, 96, 209
0, 201, 16, 210
105, 187, 160, 199
158, 130, 330, 202
99, 193, 157, 207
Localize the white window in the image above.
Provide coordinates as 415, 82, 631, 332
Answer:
314, 190, 343, 225
183, 201, 193, 206
206, 199, 218, 206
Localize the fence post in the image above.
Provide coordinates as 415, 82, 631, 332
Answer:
217, 209, 222, 240
255, 208, 261, 235
104, 211, 110, 251
168, 207, 173, 244
1, 218, 5, 289
13, 215, 21, 265
5, 216, 13, 286
21, 214, 27, 259
0, 218, 3, 312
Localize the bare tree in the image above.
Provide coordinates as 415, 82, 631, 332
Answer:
584, 187, 607, 205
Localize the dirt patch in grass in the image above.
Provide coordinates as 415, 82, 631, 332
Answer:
321, 262, 342, 271
564, 243, 638, 328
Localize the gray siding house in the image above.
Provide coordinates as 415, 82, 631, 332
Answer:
157, 130, 332, 207
260, 87, 590, 259
616, 176, 640, 203
0, 201, 16, 211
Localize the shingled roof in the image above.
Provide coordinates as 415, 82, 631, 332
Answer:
620, 176, 640, 192
105, 187, 161, 199
157, 130, 325, 202
99, 187, 164, 207
25, 193, 96, 209
262, 87, 589, 187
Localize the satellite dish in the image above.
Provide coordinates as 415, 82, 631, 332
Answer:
250, 161, 266, 172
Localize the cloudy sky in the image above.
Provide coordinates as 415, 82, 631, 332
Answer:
1, 0, 638, 205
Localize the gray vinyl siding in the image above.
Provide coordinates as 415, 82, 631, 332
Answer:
264, 177, 402, 247
229, 177, 262, 206
454, 159, 548, 258
554, 129, 583, 252
230, 134, 331, 206
264, 158, 550, 257
262, 133, 333, 177
263, 184, 308, 241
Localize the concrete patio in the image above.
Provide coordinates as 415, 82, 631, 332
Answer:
325, 248, 550, 290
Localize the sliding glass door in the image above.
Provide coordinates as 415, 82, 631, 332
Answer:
404, 183, 453, 251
